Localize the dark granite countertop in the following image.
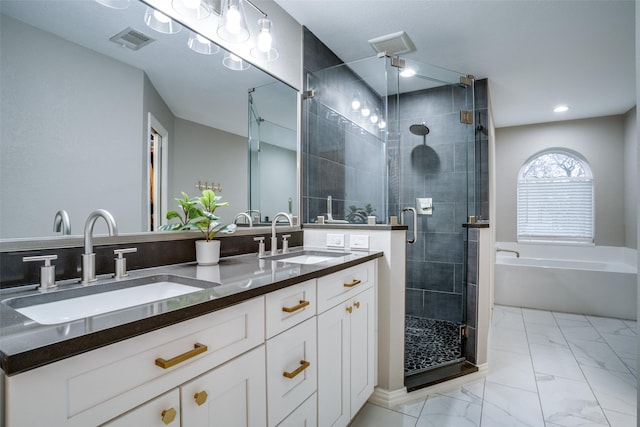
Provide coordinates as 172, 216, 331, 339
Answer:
0, 247, 382, 375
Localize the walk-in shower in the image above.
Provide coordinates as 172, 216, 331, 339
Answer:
303, 54, 484, 390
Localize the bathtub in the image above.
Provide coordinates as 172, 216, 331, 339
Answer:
494, 243, 637, 320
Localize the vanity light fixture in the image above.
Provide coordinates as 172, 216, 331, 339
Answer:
378, 119, 387, 130
369, 108, 379, 124
188, 31, 220, 54
361, 101, 371, 118
223, 51, 251, 70
95, 0, 130, 9
553, 105, 569, 113
217, 0, 250, 43
144, 7, 182, 34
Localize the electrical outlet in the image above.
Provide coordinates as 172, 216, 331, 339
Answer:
350, 235, 369, 250
326, 233, 345, 248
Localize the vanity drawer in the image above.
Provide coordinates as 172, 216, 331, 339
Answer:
266, 317, 317, 427
265, 279, 316, 339
317, 261, 374, 313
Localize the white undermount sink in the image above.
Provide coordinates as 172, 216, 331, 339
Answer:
3, 275, 215, 325
268, 250, 351, 265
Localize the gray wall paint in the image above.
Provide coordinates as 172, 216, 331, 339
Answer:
251, 143, 297, 221
624, 107, 638, 249
0, 15, 143, 237
171, 118, 247, 224
495, 115, 626, 246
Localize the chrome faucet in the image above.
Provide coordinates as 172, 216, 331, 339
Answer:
53, 210, 71, 235
233, 212, 253, 227
496, 248, 520, 258
271, 212, 293, 255
82, 209, 118, 284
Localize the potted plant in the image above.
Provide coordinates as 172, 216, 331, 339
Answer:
160, 190, 236, 265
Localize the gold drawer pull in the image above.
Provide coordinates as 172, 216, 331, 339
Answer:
161, 408, 177, 425
354, 301, 361, 309
346, 306, 353, 314
283, 360, 311, 379
194, 390, 208, 406
343, 279, 361, 288
155, 343, 208, 369
282, 300, 310, 313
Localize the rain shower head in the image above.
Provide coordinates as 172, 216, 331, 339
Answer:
410, 123, 430, 136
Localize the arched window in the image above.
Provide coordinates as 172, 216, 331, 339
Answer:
517, 149, 594, 244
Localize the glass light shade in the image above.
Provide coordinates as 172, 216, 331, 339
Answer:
361, 102, 371, 117
172, 0, 212, 20
223, 52, 251, 70
144, 7, 182, 34
351, 94, 361, 111
251, 18, 279, 61
369, 110, 379, 124
217, 0, 250, 43
95, 0, 130, 9
378, 119, 387, 129
188, 32, 220, 55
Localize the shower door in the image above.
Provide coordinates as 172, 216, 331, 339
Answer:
386, 58, 476, 386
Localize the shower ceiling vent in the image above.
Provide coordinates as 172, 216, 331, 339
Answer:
109, 27, 155, 51
368, 31, 416, 55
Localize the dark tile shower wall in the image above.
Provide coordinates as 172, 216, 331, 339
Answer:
390, 84, 472, 323
474, 79, 490, 221
302, 28, 386, 224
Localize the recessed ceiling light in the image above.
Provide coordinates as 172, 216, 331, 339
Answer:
553, 105, 569, 113
400, 68, 416, 78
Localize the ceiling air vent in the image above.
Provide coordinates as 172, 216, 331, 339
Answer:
109, 27, 154, 51
368, 31, 416, 56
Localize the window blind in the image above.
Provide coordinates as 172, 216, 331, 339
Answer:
517, 178, 594, 243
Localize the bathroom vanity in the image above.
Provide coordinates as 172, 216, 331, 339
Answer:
0, 248, 381, 426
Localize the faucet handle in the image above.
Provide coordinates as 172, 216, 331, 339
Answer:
23, 255, 58, 291
281, 235, 291, 254
253, 237, 265, 258
114, 248, 137, 279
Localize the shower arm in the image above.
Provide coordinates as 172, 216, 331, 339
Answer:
401, 207, 417, 244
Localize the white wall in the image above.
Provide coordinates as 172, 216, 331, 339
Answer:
251, 143, 297, 221
624, 107, 638, 249
495, 115, 626, 246
170, 118, 248, 225
0, 15, 144, 237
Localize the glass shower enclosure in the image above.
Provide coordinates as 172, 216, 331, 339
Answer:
304, 55, 477, 390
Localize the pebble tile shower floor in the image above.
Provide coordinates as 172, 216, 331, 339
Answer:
405, 315, 462, 375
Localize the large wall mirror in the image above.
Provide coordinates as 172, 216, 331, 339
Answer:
0, 0, 298, 240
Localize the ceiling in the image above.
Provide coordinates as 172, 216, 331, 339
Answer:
274, 0, 636, 128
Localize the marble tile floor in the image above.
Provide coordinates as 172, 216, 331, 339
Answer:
351, 305, 637, 427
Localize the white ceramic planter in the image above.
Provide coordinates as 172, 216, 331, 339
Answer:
195, 240, 220, 265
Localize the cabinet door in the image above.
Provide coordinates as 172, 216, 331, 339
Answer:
276, 392, 317, 427
181, 345, 266, 427
349, 287, 375, 417
102, 389, 180, 427
317, 302, 350, 427
266, 317, 317, 427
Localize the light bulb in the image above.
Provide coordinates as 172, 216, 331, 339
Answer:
258, 31, 272, 52
182, 0, 201, 9
400, 68, 416, 78
225, 5, 241, 34
361, 105, 370, 117
153, 10, 171, 23
351, 98, 360, 111
370, 112, 379, 124
378, 120, 386, 129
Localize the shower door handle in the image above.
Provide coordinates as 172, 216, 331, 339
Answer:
401, 207, 418, 244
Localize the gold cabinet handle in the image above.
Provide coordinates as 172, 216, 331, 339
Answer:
354, 301, 361, 309
282, 300, 310, 313
155, 343, 208, 369
346, 306, 353, 314
161, 408, 177, 425
283, 360, 311, 379
343, 279, 362, 288
194, 390, 208, 406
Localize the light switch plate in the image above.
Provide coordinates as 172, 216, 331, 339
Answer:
326, 233, 345, 248
350, 235, 370, 250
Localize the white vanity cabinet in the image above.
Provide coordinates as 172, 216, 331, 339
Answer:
317, 262, 376, 427
4, 297, 265, 427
